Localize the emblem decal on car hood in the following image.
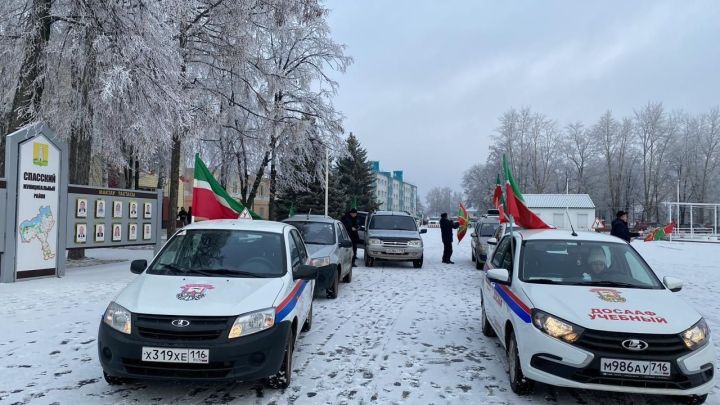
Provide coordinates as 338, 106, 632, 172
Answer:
622, 339, 649, 351
591, 288, 626, 303
177, 284, 215, 301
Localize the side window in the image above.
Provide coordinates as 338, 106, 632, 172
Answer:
491, 236, 511, 268
291, 230, 308, 262
288, 234, 301, 268
501, 238, 515, 272
337, 223, 350, 242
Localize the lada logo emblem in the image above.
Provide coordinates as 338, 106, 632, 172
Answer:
171, 319, 191, 328
622, 339, 648, 351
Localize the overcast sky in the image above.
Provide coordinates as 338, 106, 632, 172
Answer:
325, 1, 720, 200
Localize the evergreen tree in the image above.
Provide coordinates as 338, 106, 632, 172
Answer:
275, 161, 345, 220
336, 133, 379, 213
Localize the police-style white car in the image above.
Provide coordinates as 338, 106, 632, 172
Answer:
481, 229, 715, 404
98, 220, 323, 388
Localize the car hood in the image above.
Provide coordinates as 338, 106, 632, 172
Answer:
522, 284, 701, 334
367, 229, 419, 239
306, 244, 336, 258
114, 274, 285, 316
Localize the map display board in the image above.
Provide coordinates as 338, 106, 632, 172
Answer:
15, 135, 60, 277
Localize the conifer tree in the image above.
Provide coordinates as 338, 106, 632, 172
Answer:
336, 133, 379, 213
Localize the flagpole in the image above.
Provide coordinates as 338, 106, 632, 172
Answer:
325, 147, 329, 217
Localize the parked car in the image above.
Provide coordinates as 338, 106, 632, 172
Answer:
481, 229, 715, 403
284, 215, 354, 299
486, 222, 521, 260
428, 217, 440, 227
98, 220, 324, 388
363, 210, 427, 268
470, 216, 500, 269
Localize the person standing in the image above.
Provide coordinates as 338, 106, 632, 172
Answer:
440, 213, 458, 264
610, 210, 640, 242
177, 207, 188, 227
341, 208, 360, 266
187, 206, 193, 224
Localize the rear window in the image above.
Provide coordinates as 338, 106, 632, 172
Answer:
286, 221, 335, 245
369, 215, 417, 231
479, 223, 498, 237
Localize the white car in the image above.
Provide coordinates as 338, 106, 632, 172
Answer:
481, 229, 715, 404
98, 220, 322, 388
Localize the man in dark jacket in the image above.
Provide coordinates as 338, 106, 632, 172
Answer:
610, 211, 640, 242
341, 208, 360, 266
440, 213, 459, 264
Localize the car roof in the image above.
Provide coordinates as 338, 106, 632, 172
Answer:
284, 215, 338, 224
182, 219, 289, 233
516, 229, 626, 244
479, 217, 500, 224
372, 210, 412, 216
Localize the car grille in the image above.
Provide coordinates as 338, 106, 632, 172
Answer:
135, 314, 232, 341
382, 241, 409, 247
575, 329, 689, 358
122, 358, 233, 378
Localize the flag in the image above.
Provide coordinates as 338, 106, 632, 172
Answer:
644, 223, 675, 242
502, 155, 551, 229
493, 173, 507, 223
192, 154, 263, 221
457, 203, 470, 242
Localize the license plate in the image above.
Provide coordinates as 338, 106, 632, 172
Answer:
386, 248, 403, 254
600, 358, 670, 377
141, 347, 209, 364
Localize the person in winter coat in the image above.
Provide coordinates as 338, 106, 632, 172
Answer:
610, 210, 640, 242
341, 208, 360, 266
440, 213, 459, 264
177, 207, 188, 227
187, 206, 193, 224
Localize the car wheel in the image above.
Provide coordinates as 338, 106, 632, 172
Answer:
302, 304, 312, 332
327, 270, 339, 299
342, 266, 352, 283
413, 256, 423, 268
365, 254, 374, 267
103, 371, 127, 385
676, 394, 708, 404
471, 251, 476, 262
481, 297, 496, 337
507, 330, 534, 395
476, 258, 483, 270
266, 331, 294, 389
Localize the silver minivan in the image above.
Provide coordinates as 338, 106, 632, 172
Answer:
363, 211, 427, 268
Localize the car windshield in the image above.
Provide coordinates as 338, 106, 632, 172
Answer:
286, 221, 335, 245
521, 240, 663, 289
147, 229, 284, 277
369, 215, 417, 231
479, 223, 498, 237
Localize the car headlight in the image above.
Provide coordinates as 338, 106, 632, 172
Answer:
681, 318, 710, 349
103, 302, 132, 334
310, 256, 331, 266
532, 309, 583, 343
407, 239, 422, 247
368, 238, 382, 246
229, 308, 275, 339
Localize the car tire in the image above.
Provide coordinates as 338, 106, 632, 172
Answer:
676, 394, 708, 404
266, 331, 294, 389
481, 297, 496, 337
413, 256, 423, 268
103, 371, 128, 385
342, 266, 352, 283
302, 304, 313, 332
476, 258, 483, 270
507, 330, 534, 395
327, 270, 339, 299
471, 251, 476, 262
365, 254, 374, 267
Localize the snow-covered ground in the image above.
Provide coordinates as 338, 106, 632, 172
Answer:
1, 229, 718, 404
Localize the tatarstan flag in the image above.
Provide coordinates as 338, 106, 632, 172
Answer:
502, 155, 551, 229
644, 223, 675, 242
192, 154, 263, 221
457, 202, 470, 242
493, 173, 507, 223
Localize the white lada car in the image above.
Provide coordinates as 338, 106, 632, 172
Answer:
98, 220, 324, 388
481, 229, 715, 404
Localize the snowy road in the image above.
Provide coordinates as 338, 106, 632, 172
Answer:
1, 229, 718, 404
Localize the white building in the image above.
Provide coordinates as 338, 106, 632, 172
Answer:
523, 194, 596, 230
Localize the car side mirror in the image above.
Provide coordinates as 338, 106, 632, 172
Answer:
130, 259, 147, 274
486, 268, 510, 284
419, 229, 427, 234
471, 233, 477, 238
339, 240, 353, 248
487, 237, 498, 245
294, 264, 319, 281
663, 276, 683, 292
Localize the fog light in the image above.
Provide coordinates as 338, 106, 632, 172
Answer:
102, 347, 112, 360
250, 352, 265, 364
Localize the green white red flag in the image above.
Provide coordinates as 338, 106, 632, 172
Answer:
457, 202, 470, 242
644, 223, 675, 242
493, 173, 507, 223
502, 155, 551, 229
192, 154, 262, 221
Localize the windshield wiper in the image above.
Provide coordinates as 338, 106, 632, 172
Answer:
575, 281, 653, 289
157, 263, 188, 275
526, 278, 562, 285
185, 269, 266, 278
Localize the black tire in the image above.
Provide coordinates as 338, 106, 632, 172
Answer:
471, 251, 476, 262
302, 304, 312, 332
413, 256, 423, 268
675, 395, 708, 404
365, 254, 374, 267
507, 330, 534, 395
266, 331, 294, 389
327, 270, 339, 299
481, 297, 496, 337
476, 258, 483, 270
342, 266, 352, 283
103, 371, 127, 385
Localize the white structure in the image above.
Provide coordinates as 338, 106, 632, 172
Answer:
370, 161, 418, 215
523, 194, 596, 230
663, 201, 720, 241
